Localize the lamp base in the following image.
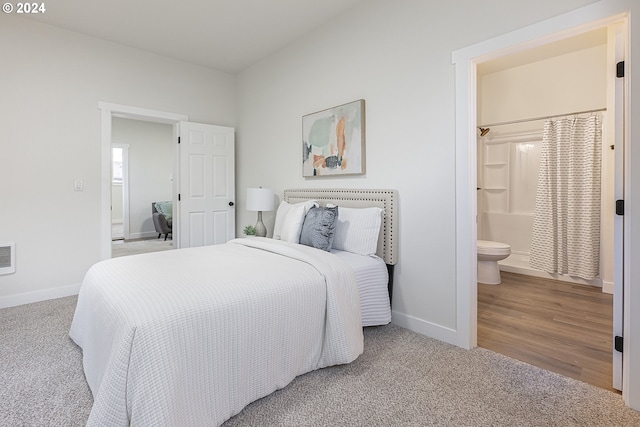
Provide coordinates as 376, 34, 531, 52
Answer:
255, 211, 267, 237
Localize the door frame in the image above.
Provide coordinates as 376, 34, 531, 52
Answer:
611, 20, 626, 392
452, 1, 634, 406
99, 102, 188, 259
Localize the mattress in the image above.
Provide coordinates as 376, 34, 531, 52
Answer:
331, 249, 391, 326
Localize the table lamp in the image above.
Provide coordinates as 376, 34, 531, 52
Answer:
246, 187, 274, 237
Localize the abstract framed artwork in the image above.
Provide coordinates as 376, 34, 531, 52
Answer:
302, 99, 365, 177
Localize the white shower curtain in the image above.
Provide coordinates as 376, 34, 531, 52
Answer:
529, 116, 602, 280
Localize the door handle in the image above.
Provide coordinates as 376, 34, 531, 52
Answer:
228, 201, 234, 207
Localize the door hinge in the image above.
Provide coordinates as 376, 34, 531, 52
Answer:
178, 136, 181, 144
616, 199, 624, 216
617, 61, 625, 78
615, 336, 624, 353
178, 194, 181, 201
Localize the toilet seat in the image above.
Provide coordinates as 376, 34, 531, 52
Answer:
478, 240, 511, 256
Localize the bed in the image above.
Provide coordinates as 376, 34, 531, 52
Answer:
70, 188, 398, 427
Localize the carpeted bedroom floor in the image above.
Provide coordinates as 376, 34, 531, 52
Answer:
111, 237, 173, 258
1, 295, 640, 426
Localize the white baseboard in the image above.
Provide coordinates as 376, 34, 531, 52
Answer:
391, 310, 458, 347
602, 280, 614, 295
0, 283, 81, 309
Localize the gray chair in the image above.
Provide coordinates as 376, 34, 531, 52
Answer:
152, 202, 172, 240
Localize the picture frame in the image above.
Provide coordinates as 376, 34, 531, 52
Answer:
302, 99, 365, 177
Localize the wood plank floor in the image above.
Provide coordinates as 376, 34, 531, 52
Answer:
478, 271, 615, 392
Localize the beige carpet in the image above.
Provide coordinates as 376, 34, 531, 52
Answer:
2, 296, 640, 426
111, 238, 173, 258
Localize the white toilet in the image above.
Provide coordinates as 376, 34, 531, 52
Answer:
477, 240, 511, 285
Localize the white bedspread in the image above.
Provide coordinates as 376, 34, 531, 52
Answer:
70, 238, 363, 427
331, 250, 390, 326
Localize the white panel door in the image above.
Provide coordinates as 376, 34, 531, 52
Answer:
178, 122, 235, 248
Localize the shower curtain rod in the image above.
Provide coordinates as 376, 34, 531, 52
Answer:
478, 107, 606, 128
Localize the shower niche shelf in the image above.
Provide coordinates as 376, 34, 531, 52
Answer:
479, 141, 512, 215
481, 185, 509, 213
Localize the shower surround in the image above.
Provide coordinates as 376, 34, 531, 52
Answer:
478, 130, 604, 287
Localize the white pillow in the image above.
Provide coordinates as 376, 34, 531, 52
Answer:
331, 206, 384, 256
272, 200, 318, 240
280, 204, 307, 243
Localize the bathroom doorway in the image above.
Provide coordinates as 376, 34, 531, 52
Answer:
452, 1, 638, 407
474, 23, 624, 391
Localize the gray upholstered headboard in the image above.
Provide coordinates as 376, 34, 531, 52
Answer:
283, 188, 398, 265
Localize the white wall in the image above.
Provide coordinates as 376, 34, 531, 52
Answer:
480, 45, 608, 127
0, 16, 236, 305
112, 118, 173, 239
236, 0, 600, 341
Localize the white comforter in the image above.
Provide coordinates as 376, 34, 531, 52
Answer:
70, 238, 363, 426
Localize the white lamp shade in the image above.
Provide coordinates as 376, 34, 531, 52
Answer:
246, 188, 274, 211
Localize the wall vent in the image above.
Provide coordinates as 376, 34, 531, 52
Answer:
0, 243, 15, 275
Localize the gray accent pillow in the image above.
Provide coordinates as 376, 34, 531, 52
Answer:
299, 206, 338, 251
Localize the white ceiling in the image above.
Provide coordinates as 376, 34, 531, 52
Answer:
26, 1, 608, 75
24, 0, 363, 73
